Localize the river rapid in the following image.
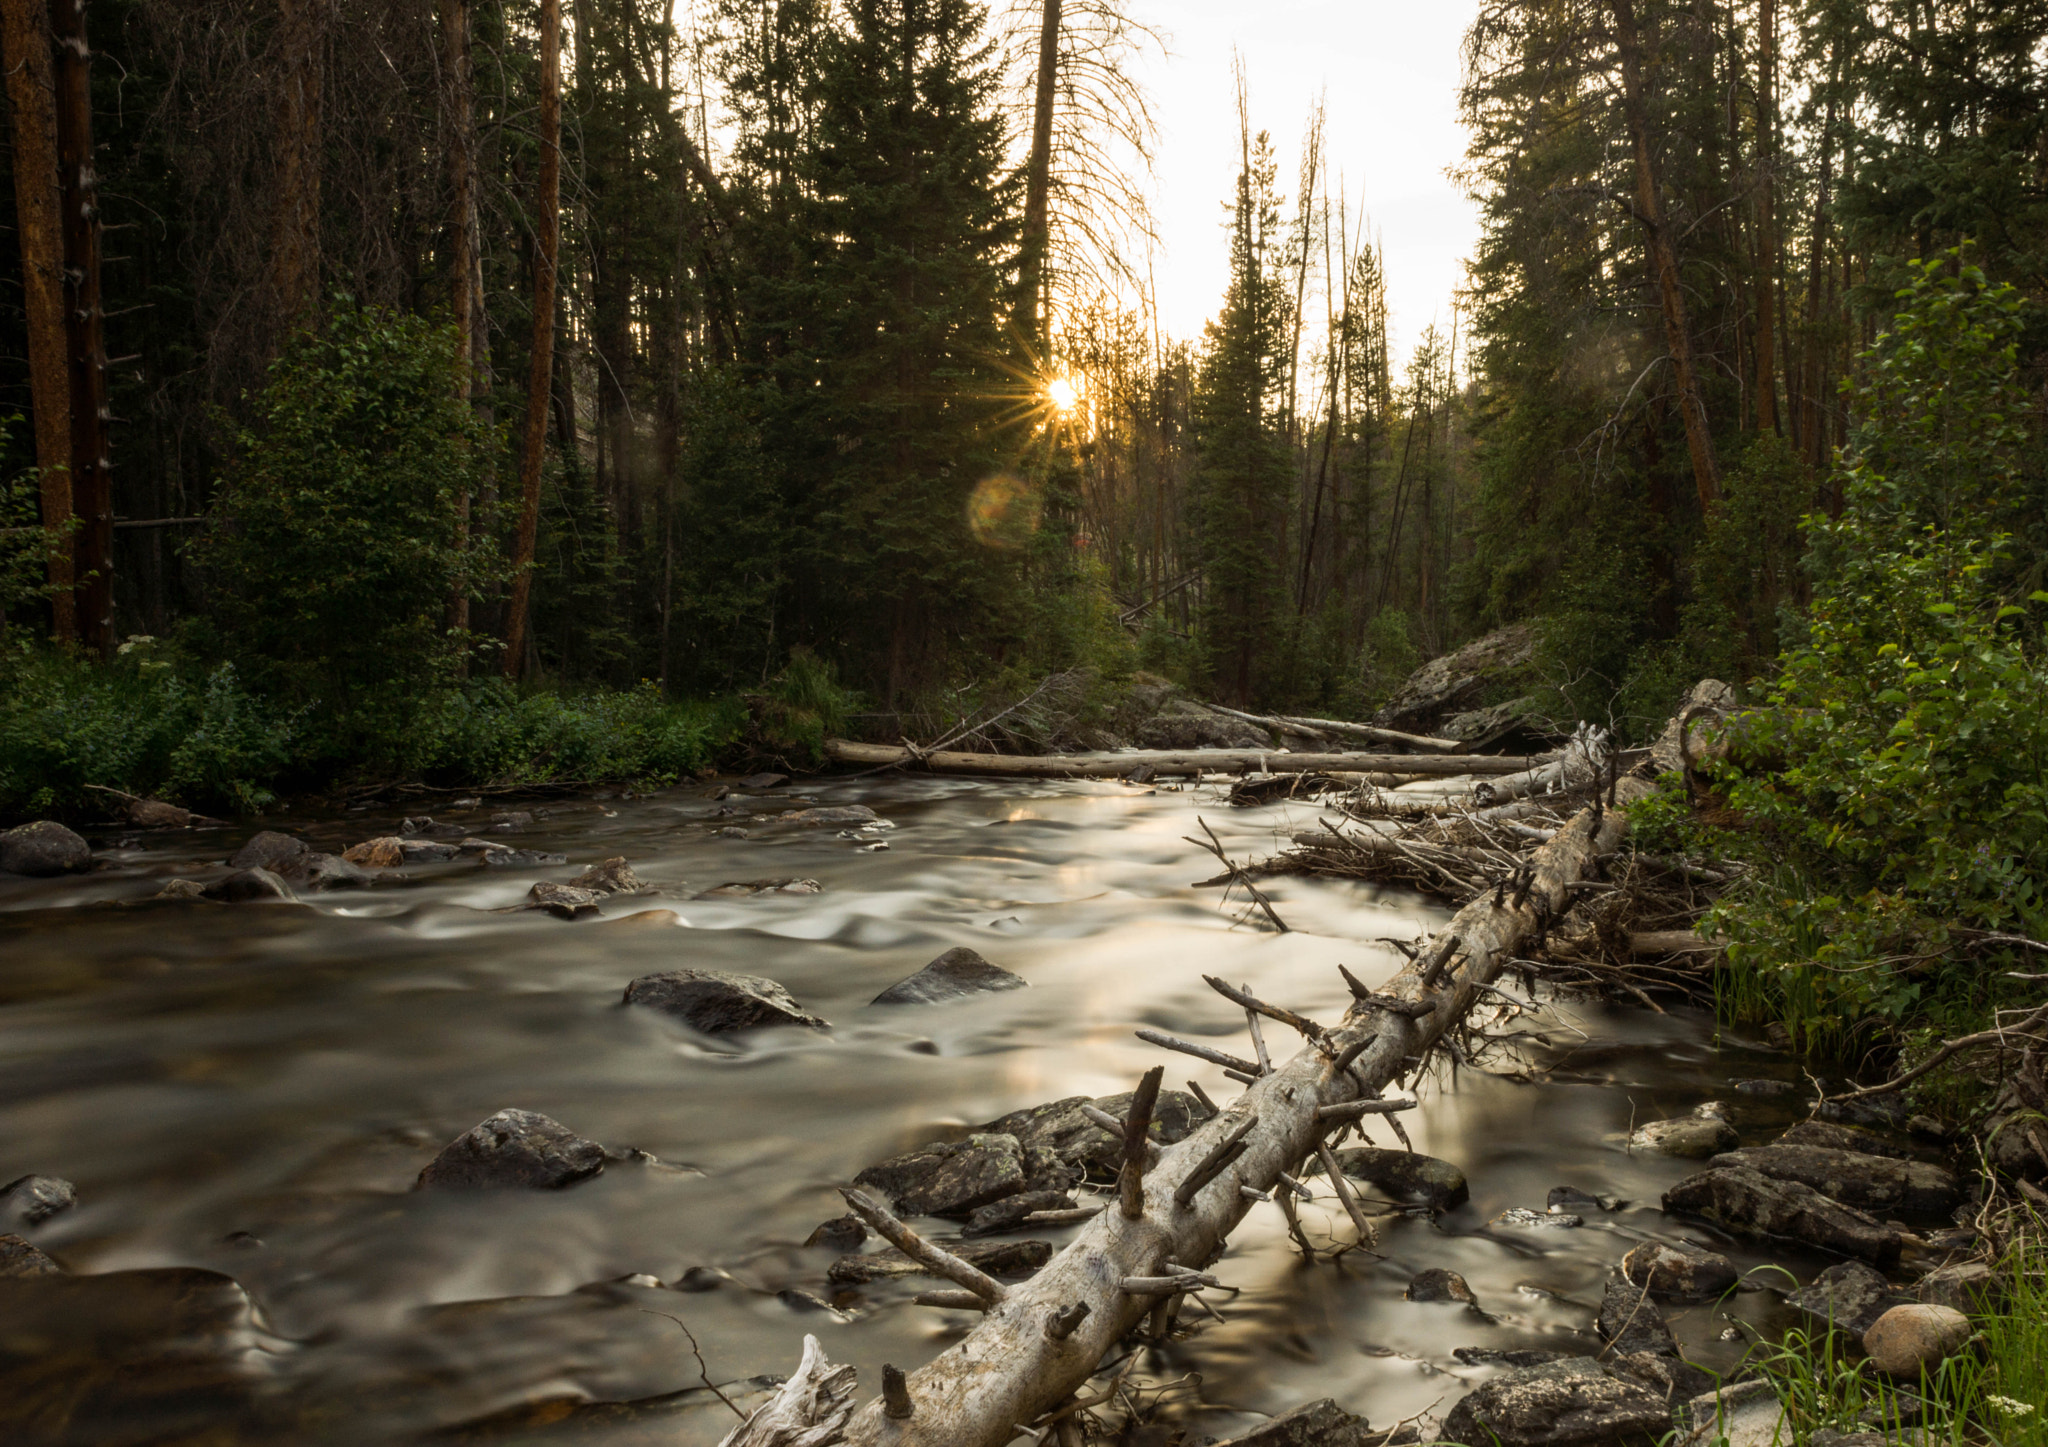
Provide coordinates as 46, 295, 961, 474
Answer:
0, 775, 1827, 1445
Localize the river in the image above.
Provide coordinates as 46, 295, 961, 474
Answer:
0, 774, 1826, 1445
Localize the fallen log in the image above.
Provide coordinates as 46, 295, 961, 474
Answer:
779, 785, 1651, 1447
821, 739, 1544, 779
1199, 703, 1468, 754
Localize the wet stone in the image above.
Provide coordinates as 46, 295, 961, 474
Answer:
1775, 1119, 1909, 1158
737, 773, 788, 790
571, 856, 645, 894
1495, 1208, 1582, 1229
401, 816, 467, 838
414, 1108, 607, 1190
853, 1133, 1036, 1218
1708, 1144, 1959, 1217
228, 829, 310, 872
0, 1233, 64, 1276
1, 1174, 77, 1228
713, 827, 751, 839
342, 836, 406, 868
1547, 1186, 1606, 1214
697, 877, 823, 897
1816, 1094, 1911, 1131
1442, 1357, 1673, 1447
153, 877, 208, 900
1210, 1397, 1376, 1446
1454, 1348, 1578, 1369
1406, 1268, 1478, 1305
1630, 1116, 1740, 1159
525, 881, 602, 919
477, 844, 570, 867
623, 969, 830, 1033
1605, 1352, 1717, 1406
201, 867, 294, 903
826, 1236, 1051, 1285
279, 851, 373, 890
1665, 1166, 1902, 1263
871, 946, 1027, 1005
1621, 1241, 1738, 1300
979, 1090, 1203, 1182
673, 1266, 724, 1292
1597, 1279, 1678, 1357
1785, 1261, 1913, 1337
804, 1216, 866, 1252
962, 1189, 1077, 1238
1322, 1146, 1468, 1209
781, 805, 879, 827
0, 820, 92, 876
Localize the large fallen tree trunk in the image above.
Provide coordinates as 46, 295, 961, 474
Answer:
1200, 703, 1468, 754
821, 739, 1543, 779
738, 781, 1653, 1447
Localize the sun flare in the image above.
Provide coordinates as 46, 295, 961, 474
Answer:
1045, 375, 1080, 412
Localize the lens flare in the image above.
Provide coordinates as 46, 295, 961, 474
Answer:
966, 473, 1043, 550
1045, 376, 1080, 412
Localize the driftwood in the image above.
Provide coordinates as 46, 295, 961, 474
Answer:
718, 1335, 858, 1447
822, 739, 1543, 780
1200, 703, 1466, 754
789, 791, 1648, 1446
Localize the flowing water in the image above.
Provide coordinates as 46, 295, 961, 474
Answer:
0, 776, 1830, 1445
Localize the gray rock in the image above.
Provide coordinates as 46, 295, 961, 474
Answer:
1733, 1079, 1798, 1096
979, 1090, 1203, 1182
1495, 1208, 1583, 1228
279, 851, 373, 891
0, 1174, 77, 1228
1135, 700, 1273, 750
1406, 1268, 1478, 1305
0, 820, 91, 876
1775, 1120, 1909, 1158
623, 969, 830, 1033
1675, 1380, 1786, 1447
477, 845, 570, 867
804, 1216, 866, 1251
1707, 1145, 1958, 1217
696, 877, 823, 897
0, 1233, 64, 1276
1785, 1262, 1912, 1337
1663, 1167, 1901, 1263
713, 826, 751, 839
1604, 1353, 1717, 1406
1621, 1241, 1737, 1300
872, 947, 1028, 1005
201, 867, 295, 902
1373, 623, 1539, 736
1454, 1348, 1579, 1369
1210, 1398, 1374, 1446
401, 840, 463, 863
1862, 1304, 1972, 1377
1322, 1146, 1468, 1209
737, 773, 789, 790
571, 857, 645, 894
1548, 1187, 1606, 1213
962, 1190, 1077, 1238
1597, 1279, 1677, 1357
1816, 1094, 1911, 1131
1441, 1357, 1671, 1447
228, 830, 310, 872
414, 1108, 607, 1190
826, 1236, 1051, 1285
781, 805, 879, 827
1631, 1117, 1740, 1158
526, 881, 602, 919
401, 816, 467, 838
1912, 1261, 2002, 1316
854, 1134, 1035, 1218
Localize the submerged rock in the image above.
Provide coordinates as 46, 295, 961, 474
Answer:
1211, 1398, 1376, 1446
978, 1089, 1203, 1182
0, 1174, 77, 1228
871, 946, 1027, 1005
1707, 1144, 1958, 1217
228, 830, 309, 872
1863, 1303, 1972, 1377
623, 969, 830, 1033
201, 867, 295, 903
1620, 1241, 1737, 1300
1495, 1207, 1582, 1229
1321, 1146, 1468, 1209
153, 877, 209, 900
0, 1233, 64, 1276
0, 820, 92, 876
414, 1108, 607, 1190
1663, 1166, 1901, 1263
1785, 1261, 1912, 1336
826, 1236, 1050, 1285
781, 806, 879, 827
1406, 1267, 1478, 1305
1630, 1117, 1739, 1159
697, 877, 823, 897
1774, 1119, 1909, 1158
571, 856, 646, 894
1596, 1279, 1677, 1357
525, 881, 602, 919
1442, 1356, 1671, 1447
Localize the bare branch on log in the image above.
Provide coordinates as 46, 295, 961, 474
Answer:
1133, 1029, 1261, 1076
838, 1187, 1007, 1304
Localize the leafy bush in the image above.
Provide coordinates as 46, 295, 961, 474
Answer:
403, 680, 743, 787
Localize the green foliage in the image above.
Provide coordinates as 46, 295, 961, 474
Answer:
402, 680, 742, 787
1686, 433, 1820, 682
743, 648, 860, 765
1357, 609, 1421, 711
194, 300, 504, 728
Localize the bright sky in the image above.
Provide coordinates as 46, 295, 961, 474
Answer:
1127, 0, 1483, 368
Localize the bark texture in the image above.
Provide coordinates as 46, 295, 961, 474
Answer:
822, 740, 1545, 778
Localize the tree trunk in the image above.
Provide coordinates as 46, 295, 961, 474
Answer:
50, 0, 110, 653
821, 739, 1545, 779
1015, 0, 1060, 347
269, 0, 325, 328
502, 0, 561, 681
1609, 0, 1719, 512
1752, 0, 1778, 434
1, 0, 74, 641
441, 0, 480, 640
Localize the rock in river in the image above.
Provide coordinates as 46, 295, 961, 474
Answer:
571, 856, 645, 894
1862, 1303, 1972, 1377
228, 829, 309, 872
201, 867, 295, 903
280, 851, 373, 891
1320, 1146, 1468, 1209
1707, 1144, 1958, 1217
1, 1173, 77, 1228
1774, 1119, 1908, 1158
1442, 1357, 1672, 1447
1596, 1279, 1678, 1357
1621, 1241, 1738, 1300
623, 969, 830, 1033
0, 1233, 64, 1276
1662, 1166, 1901, 1263
962, 1189, 1077, 1238
854, 1133, 1075, 1218
978, 1090, 1203, 1182
526, 881, 602, 919
1406, 1267, 1478, 1305
1630, 1116, 1739, 1159
0, 820, 91, 876
415, 1108, 607, 1190
1210, 1398, 1377, 1446
780, 805, 879, 827
871, 946, 1027, 1005
826, 1236, 1051, 1285
1785, 1261, 1912, 1337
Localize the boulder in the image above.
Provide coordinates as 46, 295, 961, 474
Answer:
781, 806, 880, 827
279, 852, 373, 891
1912, 1261, 2003, 1316
826, 1237, 1051, 1285
526, 882, 602, 919
1707, 1144, 1958, 1217
1621, 1241, 1738, 1300
1862, 1303, 1972, 1377
1406, 1268, 1478, 1306
1135, 701, 1271, 751
1662, 1167, 1901, 1263
0, 1233, 64, 1276
0, 820, 92, 875
962, 1190, 1077, 1238
979, 1090, 1203, 1182
804, 1216, 866, 1251
1372, 623, 1539, 736
0, 1174, 77, 1228
1440, 695, 1547, 751
343, 837, 406, 868
154, 877, 209, 900
201, 868, 294, 903
571, 857, 646, 894
1321, 1146, 1468, 1210
1441, 1357, 1672, 1447
414, 1108, 607, 1190
1596, 1279, 1677, 1357
1604, 1353, 1717, 1407
1785, 1262, 1912, 1337
228, 830, 310, 872
1630, 1117, 1740, 1159
125, 797, 197, 828
851, 1133, 1074, 1219
1775, 1119, 1908, 1159
623, 969, 830, 1033
871, 947, 1027, 1005
1210, 1398, 1374, 1446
